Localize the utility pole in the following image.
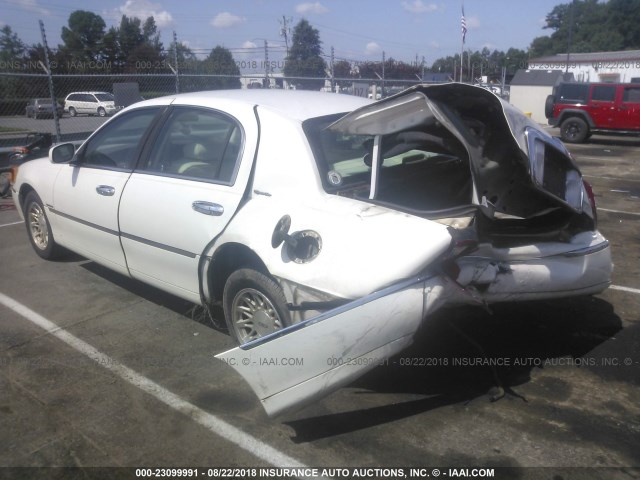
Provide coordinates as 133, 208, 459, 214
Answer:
264, 40, 269, 87
381, 51, 386, 98
279, 15, 292, 56
565, 0, 575, 73
330, 46, 335, 92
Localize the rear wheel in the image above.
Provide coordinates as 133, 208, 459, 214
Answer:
223, 268, 291, 344
560, 117, 589, 143
97, 107, 106, 117
23, 191, 62, 259
68, 107, 77, 117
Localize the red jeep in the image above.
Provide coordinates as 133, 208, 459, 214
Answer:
546, 82, 640, 143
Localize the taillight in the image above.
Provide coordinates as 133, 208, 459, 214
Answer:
583, 180, 598, 226
12, 146, 28, 155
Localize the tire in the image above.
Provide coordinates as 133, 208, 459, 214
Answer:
97, 107, 106, 117
544, 95, 555, 119
68, 107, 77, 117
23, 191, 62, 260
560, 117, 589, 143
223, 268, 291, 345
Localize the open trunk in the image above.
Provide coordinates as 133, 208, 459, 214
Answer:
306, 83, 597, 246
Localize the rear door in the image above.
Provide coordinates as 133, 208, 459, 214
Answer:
587, 84, 617, 128
118, 105, 258, 303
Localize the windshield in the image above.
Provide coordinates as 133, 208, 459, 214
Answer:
95, 93, 114, 102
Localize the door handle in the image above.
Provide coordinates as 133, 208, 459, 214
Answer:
192, 201, 224, 216
96, 185, 115, 196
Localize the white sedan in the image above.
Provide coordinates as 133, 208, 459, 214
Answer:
12, 84, 612, 416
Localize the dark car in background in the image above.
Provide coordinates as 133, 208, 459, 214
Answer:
25, 98, 64, 119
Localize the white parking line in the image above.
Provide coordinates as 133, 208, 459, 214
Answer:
610, 284, 640, 295
0, 220, 23, 228
0, 292, 308, 469
598, 207, 640, 217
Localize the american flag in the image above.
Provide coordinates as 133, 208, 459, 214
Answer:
461, 6, 467, 44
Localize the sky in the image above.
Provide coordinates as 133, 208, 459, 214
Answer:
0, 0, 568, 71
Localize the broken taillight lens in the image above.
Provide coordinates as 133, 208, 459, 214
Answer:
583, 180, 598, 226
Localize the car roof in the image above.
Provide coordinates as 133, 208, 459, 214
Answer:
138, 89, 374, 122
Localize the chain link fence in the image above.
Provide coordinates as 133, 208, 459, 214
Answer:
0, 71, 424, 153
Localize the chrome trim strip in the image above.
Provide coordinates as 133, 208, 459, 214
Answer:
561, 240, 610, 257
49, 208, 119, 236
49, 207, 197, 258
120, 232, 197, 259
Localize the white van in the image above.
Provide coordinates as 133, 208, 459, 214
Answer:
64, 92, 118, 117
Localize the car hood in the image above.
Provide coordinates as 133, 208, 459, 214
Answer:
329, 83, 585, 219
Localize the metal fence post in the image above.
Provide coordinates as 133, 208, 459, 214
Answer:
39, 20, 60, 144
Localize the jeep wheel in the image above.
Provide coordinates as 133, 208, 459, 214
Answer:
560, 117, 589, 143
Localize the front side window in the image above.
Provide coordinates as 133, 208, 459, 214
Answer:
78, 107, 160, 170
95, 93, 114, 102
140, 106, 243, 184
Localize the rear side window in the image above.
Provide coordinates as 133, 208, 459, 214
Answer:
623, 87, 640, 103
557, 84, 588, 104
140, 106, 243, 184
591, 85, 616, 102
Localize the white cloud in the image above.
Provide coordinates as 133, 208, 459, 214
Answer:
7, 0, 50, 16
118, 0, 173, 28
211, 12, 246, 28
429, 41, 440, 49
295, 2, 329, 14
365, 41, 382, 56
466, 15, 480, 29
242, 41, 257, 49
401, 1, 439, 14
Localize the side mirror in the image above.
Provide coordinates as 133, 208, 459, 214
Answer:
49, 143, 75, 164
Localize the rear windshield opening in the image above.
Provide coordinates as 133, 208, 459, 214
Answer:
303, 114, 472, 213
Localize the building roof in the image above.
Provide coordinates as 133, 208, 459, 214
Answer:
530, 50, 640, 64
510, 69, 574, 86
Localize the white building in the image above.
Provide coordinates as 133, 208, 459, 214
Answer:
528, 50, 640, 83
509, 70, 573, 123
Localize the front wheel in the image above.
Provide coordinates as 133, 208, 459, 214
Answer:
560, 117, 589, 143
97, 107, 106, 117
223, 268, 291, 344
23, 191, 62, 259
68, 107, 77, 117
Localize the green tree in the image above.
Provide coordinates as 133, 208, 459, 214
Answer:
283, 19, 326, 90
202, 46, 241, 89
528, 0, 640, 58
0, 25, 25, 64
60, 10, 106, 62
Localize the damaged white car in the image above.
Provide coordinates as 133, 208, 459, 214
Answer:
12, 84, 612, 417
